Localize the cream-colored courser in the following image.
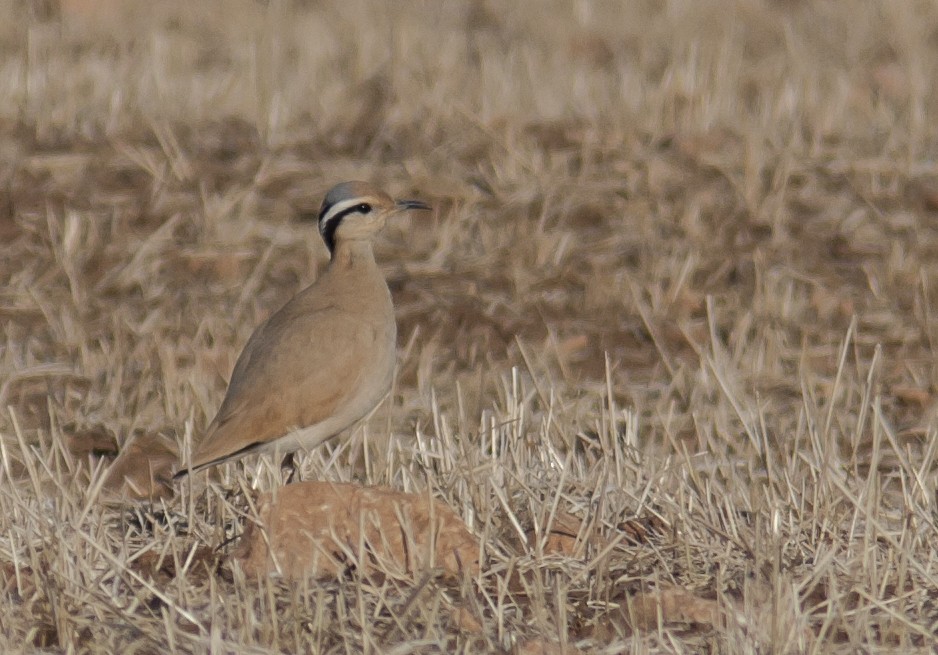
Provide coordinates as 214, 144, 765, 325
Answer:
175, 181, 430, 476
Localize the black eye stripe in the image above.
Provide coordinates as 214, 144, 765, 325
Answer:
321, 202, 372, 226
319, 202, 374, 254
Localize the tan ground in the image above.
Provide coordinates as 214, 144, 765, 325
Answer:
1, 0, 938, 652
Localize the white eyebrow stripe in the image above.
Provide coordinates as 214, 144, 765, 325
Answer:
319, 198, 371, 230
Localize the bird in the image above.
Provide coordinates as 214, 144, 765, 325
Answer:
175, 181, 430, 478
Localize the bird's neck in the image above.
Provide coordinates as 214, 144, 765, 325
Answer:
330, 240, 377, 270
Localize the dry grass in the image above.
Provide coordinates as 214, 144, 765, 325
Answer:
2, 0, 938, 652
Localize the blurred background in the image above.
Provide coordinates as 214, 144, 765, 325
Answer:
3, 0, 937, 433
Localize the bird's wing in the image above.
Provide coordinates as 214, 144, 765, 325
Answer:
186, 302, 375, 471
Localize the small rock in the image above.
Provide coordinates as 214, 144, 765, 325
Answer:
102, 432, 178, 502
232, 482, 479, 581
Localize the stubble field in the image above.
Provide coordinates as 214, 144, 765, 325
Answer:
1, 1, 938, 652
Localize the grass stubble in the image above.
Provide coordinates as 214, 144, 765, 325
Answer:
1, 0, 938, 652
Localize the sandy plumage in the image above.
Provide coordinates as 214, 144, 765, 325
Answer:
181, 182, 422, 473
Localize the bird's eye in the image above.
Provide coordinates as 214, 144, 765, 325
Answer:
357, 203, 372, 214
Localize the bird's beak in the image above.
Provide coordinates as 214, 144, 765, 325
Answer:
395, 199, 431, 212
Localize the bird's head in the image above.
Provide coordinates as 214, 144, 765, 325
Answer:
317, 181, 430, 256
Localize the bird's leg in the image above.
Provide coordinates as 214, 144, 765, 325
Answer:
281, 452, 299, 484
